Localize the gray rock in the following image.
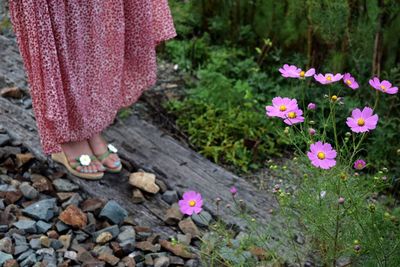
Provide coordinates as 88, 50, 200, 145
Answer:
93, 245, 113, 256
61, 193, 83, 209
17, 249, 34, 261
36, 247, 55, 256
117, 226, 135, 243
177, 233, 191, 246
0, 237, 12, 255
185, 259, 200, 267
74, 230, 89, 242
21, 253, 37, 266
128, 251, 145, 263
0, 199, 5, 209
36, 220, 52, 233
0, 134, 11, 146
12, 233, 27, 245
169, 256, 184, 265
92, 225, 120, 242
191, 211, 212, 227
0, 251, 13, 266
64, 251, 77, 261
14, 245, 29, 255
22, 198, 57, 221
99, 200, 128, 225
154, 256, 170, 267
161, 190, 178, 205
0, 225, 8, 232
13, 220, 37, 233
55, 221, 70, 233
52, 179, 79, 192
19, 182, 39, 200
50, 240, 63, 250
29, 238, 41, 250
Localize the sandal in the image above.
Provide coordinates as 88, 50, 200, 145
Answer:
51, 151, 104, 180
95, 144, 122, 173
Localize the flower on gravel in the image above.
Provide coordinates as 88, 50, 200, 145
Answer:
178, 191, 203, 215
343, 73, 359, 90
307, 103, 316, 110
346, 107, 379, 133
265, 97, 298, 118
79, 155, 91, 166
279, 64, 315, 79
369, 77, 398, 94
307, 141, 337, 169
230, 186, 237, 196
283, 109, 304, 125
314, 73, 343, 84
353, 159, 366, 170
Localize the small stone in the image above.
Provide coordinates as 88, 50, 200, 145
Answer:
58, 205, 87, 229
131, 189, 145, 204
0, 87, 23, 99
177, 233, 192, 246
99, 200, 128, 225
123, 255, 137, 267
249, 246, 270, 261
0, 237, 12, 254
169, 256, 184, 265
144, 254, 153, 266
154, 179, 168, 193
47, 230, 59, 239
14, 245, 29, 255
29, 238, 41, 249
22, 198, 57, 221
98, 253, 120, 266
110, 242, 124, 258
50, 239, 63, 250
36, 247, 55, 256
294, 234, 305, 245
0, 251, 13, 266
164, 203, 183, 225
21, 254, 37, 266
64, 251, 77, 261
117, 226, 136, 243
13, 220, 37, 233
77, 248, 95, 263
59, 235, 72, 250
161, 190, 178, 205
3, 259, 18, 267
159, 240, 196, 259
61, 193, 83, 209
129, 172, 160, 194
336, 256, 352, 267
154, 256, 170, 267
0, 225, 8, 232
55, 221, 70, 233
36, 220, 52, 233
16, 249, 34, 261
81, 198, 104, 212
56, 192, 75, 202
96, 232, 113, 244
135, 241, 160, 252
15, 153, 34, 168
93, 225, 120, 242
178, 218, 201, 237
40, 236, 52, 248
0, 134, 11, 147
93, 245, 113, 255
12, 233, 27, 245
31, 174, 54, 193
52, 179, 79, 192
184, 259, 200, 267
2, 191, 22, 205
19, 182, 38, 200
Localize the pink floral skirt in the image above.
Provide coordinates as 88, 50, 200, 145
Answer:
9, 0, 177, 154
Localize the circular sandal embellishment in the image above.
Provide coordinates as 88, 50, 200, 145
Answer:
108, 144, 118, 153
79, 155, 92, 166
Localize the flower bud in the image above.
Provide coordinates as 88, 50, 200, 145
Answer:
340, 173, 348, 181
354, 244, 361, 253
345, 132, 352, 137
331, 95, 338, 102
308, 128, 316, 135
338, 197, 345, 204
309, 120, 315, 125
284, 127, 290, 134
368, 204, 376, 213
307, 103, 316, 110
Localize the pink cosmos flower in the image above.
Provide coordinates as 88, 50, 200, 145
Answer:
265, 97, 298, 118
343, 73, 359, 90
346, 107, 379, 133
307, 103, 316, 110
314, 73, 343, 84
353, 159, 366, 170
178, 191, 203, 215
279, 64, 315, 79
369, 77, 398, 94
307, 141, 337, 169
283, 109, 304, 125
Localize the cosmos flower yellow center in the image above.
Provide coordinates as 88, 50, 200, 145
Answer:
357, 163, 363, 169
317, 152, 326, 160
189, 200, 196, 207
326, 75, 332, 81
380, 85, 386, 91
288, 111, 296, 119
279, 105, 287, 111
331, 95, 338, 101
357, 118, 365, 126
299, 71, 305, 77
346, 80, 352, 85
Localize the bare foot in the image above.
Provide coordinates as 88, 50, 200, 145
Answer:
88, 133, 121, 170
61, 140, 105, 173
